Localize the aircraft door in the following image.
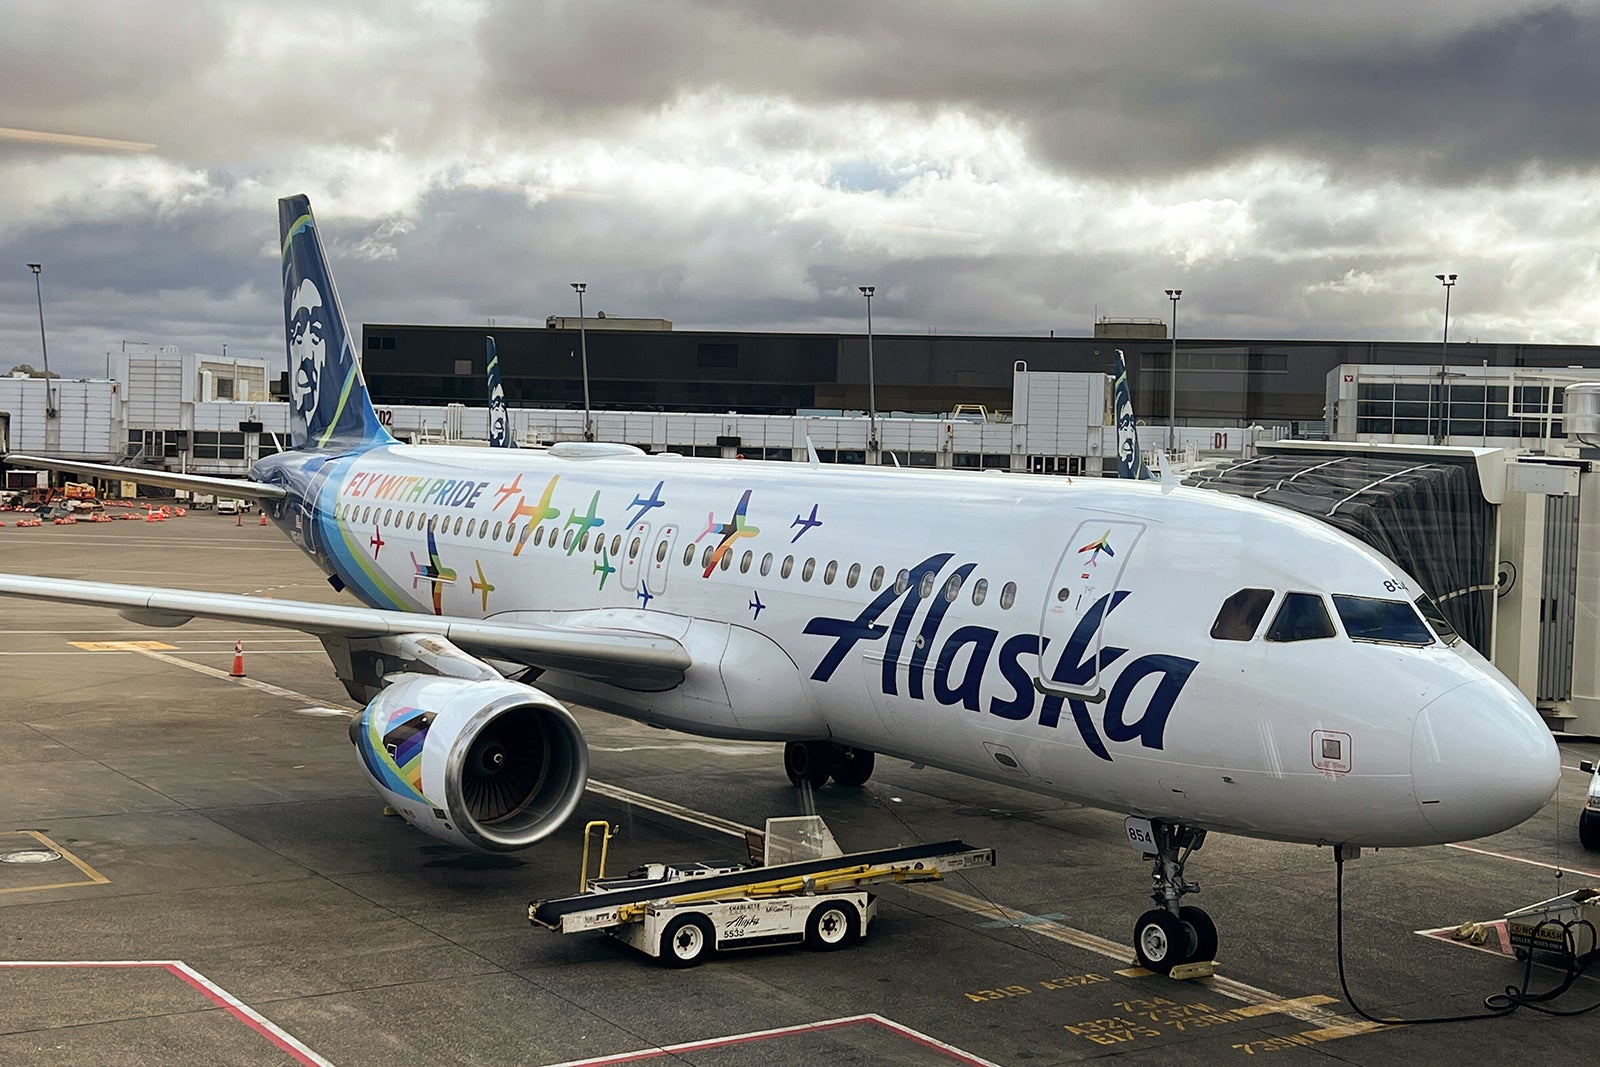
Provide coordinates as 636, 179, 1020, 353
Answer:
1037, 519, 1146, 699
620, 523, 649, 591
647, 524, 679, 594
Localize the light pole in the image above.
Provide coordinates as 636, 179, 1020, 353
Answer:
571, 282, 593, 441
1165, 288, 1182, 442
859, 285, 877, 458
1434, 273, 1457, 444
27, 263, 55, 418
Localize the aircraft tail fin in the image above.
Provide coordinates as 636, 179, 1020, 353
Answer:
280, 195, 396, 452
1113, 348, 1156, 481
486, 335, 515, 447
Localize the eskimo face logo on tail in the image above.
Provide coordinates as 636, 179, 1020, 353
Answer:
289, 278, 327, 425
803, 554, 1198, 761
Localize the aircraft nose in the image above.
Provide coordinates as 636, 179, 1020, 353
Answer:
1412, 679, 1560, 841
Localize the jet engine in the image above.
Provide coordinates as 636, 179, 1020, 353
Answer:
349, 674, 589, 851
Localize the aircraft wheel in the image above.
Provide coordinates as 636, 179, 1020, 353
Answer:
1580, 811, 1600, 852
1178, 905, 1218, 963
830, 746, 876, 787
784, 741, 833, 788
660, 914, 715, 968
1133, 909, 1188, 974
805, 900, 858, 950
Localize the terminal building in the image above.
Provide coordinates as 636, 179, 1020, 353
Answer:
5, 326, 1600, 736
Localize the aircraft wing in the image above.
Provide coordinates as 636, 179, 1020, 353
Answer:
0, 574, 689, 689
3, 454, 288, 502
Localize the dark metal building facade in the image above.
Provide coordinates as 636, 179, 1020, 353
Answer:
358, 323, 1600, 427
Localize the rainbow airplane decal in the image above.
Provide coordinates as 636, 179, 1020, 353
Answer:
1077, 530, 1115, 567
410, 527, 458, 614
695, 489, 759, 577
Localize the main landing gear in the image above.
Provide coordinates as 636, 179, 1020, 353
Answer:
1131, 821, 1217, 976
783, 741, 876, 789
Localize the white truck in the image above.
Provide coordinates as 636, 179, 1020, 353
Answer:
214, 497, 245, 515
530, 816, 995, 966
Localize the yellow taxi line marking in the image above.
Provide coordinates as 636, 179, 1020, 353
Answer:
68, 641, 178, 651
1231, 994, 1341, 1017
0, 830, 110, 894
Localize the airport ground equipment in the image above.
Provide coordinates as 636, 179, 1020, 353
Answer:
1580, 759, 1600, 852
529, 816, 995, 966
1505, 887, 1599, 962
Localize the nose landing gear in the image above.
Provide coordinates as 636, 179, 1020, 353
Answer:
1129, 820, 1217, 975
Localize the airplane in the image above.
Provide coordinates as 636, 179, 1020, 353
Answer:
592, 547, 617, 591
695, 489, 759, 577
0, 194, 1561, 975
790, 503, 822, 542
624, 480, 667, 530
486, 335, 515, 448
470, 561, 495, 611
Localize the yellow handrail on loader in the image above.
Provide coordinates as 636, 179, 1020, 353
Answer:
580, 821, 615, 891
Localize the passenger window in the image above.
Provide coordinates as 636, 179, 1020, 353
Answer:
701, 545, 715, 570
562, 528, 573, 550
1414, 593, 1460, 645
384, 509, 393, 526
1266, 592, 1337, 642
629, 536, 641, 559
999, 581, 1016, 610
682, 544, 695, 566
1333, 595, 1434, 646
944, 574, 962, 602
466, 518, 476, 537
1211, 588, 1274, 641
510, 523, 520, 543
405, 512, 415, 530
454, 516, 463, 536
824, 560, 837, 585
870, 566, 885, 592
972, 578, 988, 606
760, 552, 773, 577
534, 526, 545, 546
740, 550, 753, 574
846, 563, 860, 588
781, 556, 794, 579
611, 534, 622, 556
719, 549, 732, 571
494, 521, 504, 540
894, 569, 909, 594
656, 540, 670, 563
919, 572, 936, 597
802, 558, 816, 582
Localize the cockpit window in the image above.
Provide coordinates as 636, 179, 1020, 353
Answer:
1414, 593, 1461, 646
1211, 588, 1274, 641
1332, 595, 1434, 646
1265, 592, 1336, 643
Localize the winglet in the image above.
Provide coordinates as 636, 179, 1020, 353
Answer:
280, 195, 396, 452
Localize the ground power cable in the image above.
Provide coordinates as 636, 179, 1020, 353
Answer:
1334, 850, 1600, 1025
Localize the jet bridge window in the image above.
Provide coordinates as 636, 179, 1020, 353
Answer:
1332, 595, 1434, 646
1211, 588, 1274, 641
1265, 592, 1336, 642
1415, 593, 1460, 645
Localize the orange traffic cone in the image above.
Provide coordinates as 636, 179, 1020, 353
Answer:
236, 510, 243, 527
259, 510, 267, 526
229, 640, 245, 678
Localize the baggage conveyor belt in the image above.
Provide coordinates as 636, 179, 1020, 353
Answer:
531, 838, 985, 928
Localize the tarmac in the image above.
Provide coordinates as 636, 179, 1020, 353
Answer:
1, 513, 1597, 1066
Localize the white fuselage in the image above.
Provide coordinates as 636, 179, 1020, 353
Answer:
297, 443, 1559, 848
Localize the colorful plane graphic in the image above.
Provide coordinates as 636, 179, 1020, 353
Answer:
370, 525, 385, 557
789, 503, 821, 543
1077, 530, 1115, 567
563, 490, 605, 556
492, 473, 524, 512
624, 480, 666, 529
635, 579, 653, 609
593, 546, 616, 591
512, 475, 562, 557
470, 560, 495, 611
694, 489, 760, 577
409, 527, 458, 615
749, 590, 765, 620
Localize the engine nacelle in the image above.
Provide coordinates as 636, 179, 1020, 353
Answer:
349, 674, 589, 851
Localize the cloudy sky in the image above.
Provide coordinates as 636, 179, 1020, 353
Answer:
3, 0, 1599, 381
